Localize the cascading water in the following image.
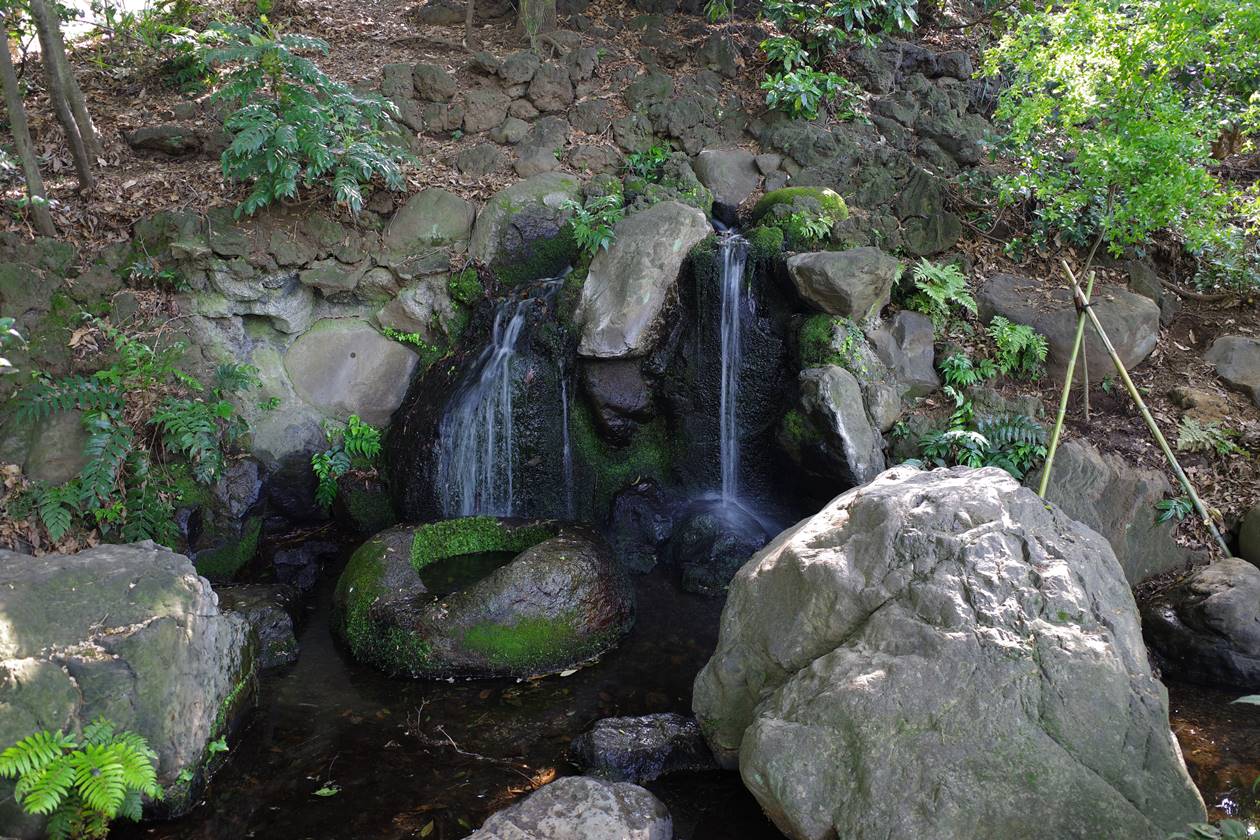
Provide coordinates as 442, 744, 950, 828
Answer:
435, 278, 563, 517
717, 231, 750, 503
560, 366, 575, 519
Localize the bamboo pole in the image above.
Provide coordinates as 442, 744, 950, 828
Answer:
1038, 268, 1094, 497
1060, 261, 1231, 556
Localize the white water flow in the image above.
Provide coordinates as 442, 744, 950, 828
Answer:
718, 232, 750, 504
560, 368, 575, 518
436, 279, 562, 517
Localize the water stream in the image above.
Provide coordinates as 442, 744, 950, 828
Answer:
716, 232, 749, 504
435, 279, 563, 518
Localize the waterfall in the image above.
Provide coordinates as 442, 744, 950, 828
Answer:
717, 232, 749, 504
435, 278, 563, 517
560, 367, 575, 519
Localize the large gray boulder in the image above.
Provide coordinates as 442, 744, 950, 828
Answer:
867, 309, 939, 399
0, 543, 255, 834
1142, 558, 1260, 689
283, 319, 418, 427
383, 188, 475, 255
786, 248, 899, 322
978, 274, 1160, 379
469, 172, 583, 283
1205, 335, 1260, 407
1029, 439, 1190, 584
692, 149, 760, 219
576, 202, 711, 358
797, 365, 886, 486
466, 776, 672, 840
693, 466, 1205, 840
200, 264, 315, 334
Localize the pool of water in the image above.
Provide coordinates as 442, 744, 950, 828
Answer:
418, 551, 518, 597
1168, 682, 1260, 826
116, 559, 780, 840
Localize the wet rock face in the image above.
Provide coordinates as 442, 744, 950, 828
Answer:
665, 500, 769, 596
571, 713, 716, 784
605, 480, 677, 574
978, 274, 1161, 380
217, 583, 300, 669
333, 519, 634, 679
469, 172, 583, 284
693, 466, 1206, 840
580, 358, 654, 444
1143, 558, 1260, 690
793, 365, 886, 489
0, 543, 255, 832
466, 776, 672, 840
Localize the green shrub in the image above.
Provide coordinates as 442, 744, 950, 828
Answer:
938, 352, 996, 389
918, 413, 1047, 480
902, 259, 976, 329
0, 718, 162, 840
799, 314, 866, 370
206, 20, 407, 216
763, 0, 918, 52
14, 317, 258, 545
752, 187, 848, 223
761, 68, 857, 121
311, 414, 382, 509
985, 0, 1260, 288
987, 316, 1048, 380
560, 194, 625, 258
623, 143, 670, 183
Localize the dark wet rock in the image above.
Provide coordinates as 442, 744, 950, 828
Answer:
1206, 335, 1260, 407
466, 776, 671, 839
1143, 558, 1260, 689
786, 247, 899, 321
1027, 439, 1191, 584
413, 62, 457, 102
217, 583, 300, 669
462, 88, 512, 133
0, 543, 255, 830
692, 149, 759, 222
571, 713, 715, 783
334, 519, 634, 678
694, 466, 1207, 840
469, 172, 582, 283
273, 540, 340, 592
978, 274, 1160, 380
605, 480, 676, 574
790, 365, 886, 490
665, 500, 769, 596
515, 115, 571, 177
581, 358, 653, 444
528, 61, 576, 113
456, 142, 506, 176
124, 124, 228, 157
499, 49, 541, 85
575, 201, 711, 358
1241, 504, 1260, 567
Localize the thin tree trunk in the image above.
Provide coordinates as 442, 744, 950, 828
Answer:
29, 0, 100, 160
0, 30, 56, 235
464, 0, 476, 49
27, 0, 95, 189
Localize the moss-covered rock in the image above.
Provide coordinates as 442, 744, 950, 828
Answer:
751, 187, 849, 223
333, 518, 634, 678
192, 515, 262, 581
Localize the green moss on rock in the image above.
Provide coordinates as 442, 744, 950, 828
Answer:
193, 516, 262, 581
342, 483, 398, 535
747, 225, 785, 258
447, 268, 483, 307
410, 517, 557, 571
462, 614, 581, 669
496, 226, 580, 287
752, 187, 849, 223
571, 400, 673, 511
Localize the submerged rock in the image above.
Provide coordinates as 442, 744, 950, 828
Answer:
333, 519, 634, 678
571, 713, 715, 784
1142, 558, 1260, 690
0, 542, 255, 831
693, 466, 1205, 840
466, 776, 672, 839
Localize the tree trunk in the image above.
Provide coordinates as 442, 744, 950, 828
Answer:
0, 29, 56, 236
464, 0, 476, 49
30, 0, 100, 160
517, 0, 556, 46
27, 0, 96, 189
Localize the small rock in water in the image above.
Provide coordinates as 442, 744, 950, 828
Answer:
570, 713, 716, 784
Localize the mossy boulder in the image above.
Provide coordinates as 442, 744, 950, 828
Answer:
333, 518, 634, 678
751, 187, 848, 224
469, 172, 583, 286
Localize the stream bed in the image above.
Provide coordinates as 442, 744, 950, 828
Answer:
116, 553, 1260, 840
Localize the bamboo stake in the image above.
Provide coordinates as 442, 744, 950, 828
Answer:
1038, 269, 1095, 498
1060, 261, 1231, 556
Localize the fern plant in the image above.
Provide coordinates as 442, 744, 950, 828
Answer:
560, 194, 625, 257
1176, 418, 1245, 457
918, 413, 1048, 480
0, 718, 162, 840
938, 352, 996, 390
904, 259, 977, 329
13, 317, 259, 545
310, 414, 382, 509
987, 316, 1049, 380
205, 20, 407, 216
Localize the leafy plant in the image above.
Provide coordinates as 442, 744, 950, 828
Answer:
938, 352, 996, 390
799, 314, 867, 372
561, 194, 625, 257
624, 143, 671, 183
0, 718, 162, 840
310, 414, 382, 509
761, 68, 855, 121
1172, 820, 1254, 840
987, 317, 1048, 380
1155, 496, 1193, 524
206, 20, 407, 216
919, 413, 1048, 480
763, 0, 918, 53
760, 36, 810, 71
1176, 418, 1245, 457
13, 317, 258, 545
985, 0, 1260, 288
903, 259, 977, 329
703, 0, 734, 20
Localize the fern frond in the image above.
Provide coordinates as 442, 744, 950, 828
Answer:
0, 730, 76, 779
